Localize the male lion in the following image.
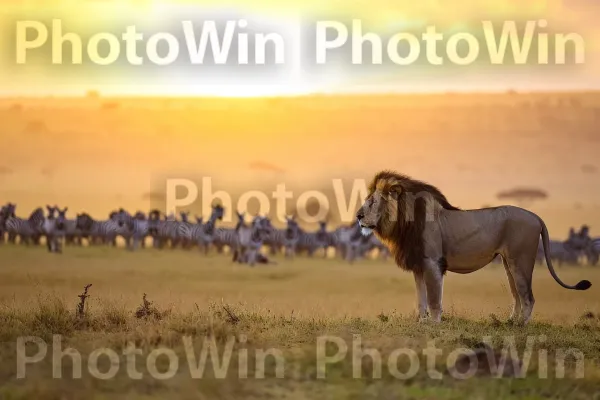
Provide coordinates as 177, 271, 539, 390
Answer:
356, 170, 591, 325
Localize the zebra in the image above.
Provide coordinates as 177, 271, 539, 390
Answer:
351, 232, 389, 261
111, 208, 145, 248
148, 210, 182, 249
4, 205, 45, 245
330, 222, 376, 263
148, 210, 168, 248
346, 226, 371, 263
189, 204, 225, 254
282, 216, 302, 259
113, 209, 132, 248
51, 206, 68, 253
568, 225, 600, 266
329, 224, 346, 258
262, 221, 287, 255
146, 209, 159, 246
43, 205, 68, 253
2, 203, 19, 244
76, 213, 120, 246
213, 211, 245, 254
233, 214, 273, 266
564, 225, 599, 265
100, 210, 123, 247
330, 222, 360, 261
176, 211, 195, 249
296, 221, 331, 257
116, 210, 150, 251
565, 226, 591, 264
42, 205, 56, 251
0, 203, 11, 244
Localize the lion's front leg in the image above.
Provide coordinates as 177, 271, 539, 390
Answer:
413, 271, 428, 321
423, 259, 445, 323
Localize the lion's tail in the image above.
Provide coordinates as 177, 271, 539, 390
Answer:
539, 217, 591, 290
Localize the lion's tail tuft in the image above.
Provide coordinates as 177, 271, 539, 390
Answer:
575, 280, 592, 291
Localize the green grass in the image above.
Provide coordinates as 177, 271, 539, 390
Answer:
0, 245, 599, 399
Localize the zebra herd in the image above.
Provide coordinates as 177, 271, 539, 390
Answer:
2, 202, 598, 267
0, 202, 390, 265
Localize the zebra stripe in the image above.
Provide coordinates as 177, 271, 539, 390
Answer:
213, 227, 239, 253
148, 210, 180, 249
5, 206, 45, 245
263, 228, 286, 255
76, 213, 120, 246
296, 221, 330, 257
189, 205, 225, 253
234, 215, 272, 266
282, 217, 302, 259
190, 217, 214, 254
175, 212, 195, 249
117, 210, 150, 250
153, 220, 180, 249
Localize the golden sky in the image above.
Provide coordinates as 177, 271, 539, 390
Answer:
1, 2, 599, 239
0, 0, 598, 95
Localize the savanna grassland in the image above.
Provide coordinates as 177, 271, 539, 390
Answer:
0, 245, 599, 399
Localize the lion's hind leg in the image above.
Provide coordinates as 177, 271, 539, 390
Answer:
504, 252, 536, 325
501, 255, 522, 323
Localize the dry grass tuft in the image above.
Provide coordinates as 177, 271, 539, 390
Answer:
222, 304, 241, 325
75, 283, 92, 320
135, 293, 168, 320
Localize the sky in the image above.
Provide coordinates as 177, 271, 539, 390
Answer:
0, 0, 598, 96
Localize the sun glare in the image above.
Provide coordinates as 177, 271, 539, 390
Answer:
161, 84, 316, 97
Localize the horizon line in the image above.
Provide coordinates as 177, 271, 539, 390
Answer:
1, 88, 600, 100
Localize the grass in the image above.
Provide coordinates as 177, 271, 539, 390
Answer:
0, 245, 599, 399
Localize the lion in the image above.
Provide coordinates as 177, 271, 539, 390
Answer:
356, 170, 591, 325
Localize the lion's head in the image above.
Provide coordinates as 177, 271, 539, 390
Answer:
356, 170, 459, 270
355, 178, 399, 237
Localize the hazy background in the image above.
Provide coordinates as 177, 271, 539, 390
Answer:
0, 0, 599, 238
1, 93, 599, 238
